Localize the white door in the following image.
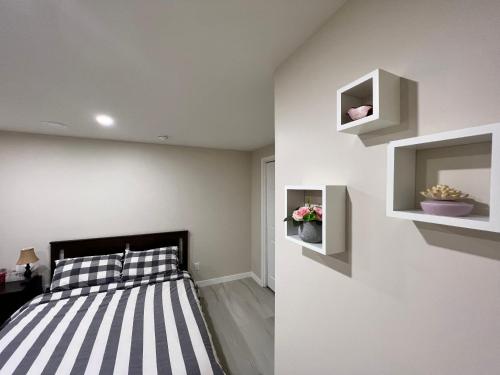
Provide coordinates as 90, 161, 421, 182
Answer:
265, 161, 275, 291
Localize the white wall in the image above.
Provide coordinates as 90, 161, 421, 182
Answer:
250, 144, 275, 279
274, 0, 500, 374
0, 131, 251, 284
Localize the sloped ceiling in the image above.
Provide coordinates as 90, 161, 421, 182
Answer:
0, 0, 345, 150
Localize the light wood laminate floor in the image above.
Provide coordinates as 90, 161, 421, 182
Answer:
199, 278, 275, 375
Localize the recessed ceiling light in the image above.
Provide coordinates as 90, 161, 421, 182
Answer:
158, 135, 169, 141
95, 114, 115, 127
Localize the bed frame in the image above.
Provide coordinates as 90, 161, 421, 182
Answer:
50, 231, 188, 280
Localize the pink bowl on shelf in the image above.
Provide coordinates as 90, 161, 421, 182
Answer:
420, 200, 474, 217
346, 105, 373, 121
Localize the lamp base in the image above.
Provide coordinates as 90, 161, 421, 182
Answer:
24, 264, 32, 279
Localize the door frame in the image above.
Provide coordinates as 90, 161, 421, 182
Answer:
260, 155, 275, 288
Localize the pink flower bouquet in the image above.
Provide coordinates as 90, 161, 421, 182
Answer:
285, 204, 323, 243
285, 204, 322, 223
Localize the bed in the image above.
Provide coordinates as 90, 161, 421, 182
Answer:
0, 231, 224, 375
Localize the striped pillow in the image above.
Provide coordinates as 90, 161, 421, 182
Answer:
50, 253, 122, 292
122, 247, 178, 281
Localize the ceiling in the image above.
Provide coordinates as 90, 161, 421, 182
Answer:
0, 0, 345, 150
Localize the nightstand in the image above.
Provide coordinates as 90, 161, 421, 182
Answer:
0, 275, 43, 326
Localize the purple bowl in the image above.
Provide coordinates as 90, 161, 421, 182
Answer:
420, 200, 474, 217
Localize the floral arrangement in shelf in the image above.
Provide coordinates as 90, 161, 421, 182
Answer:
290, 204, 323, 222
284, 204, 323, 243
420, 184, 473, 217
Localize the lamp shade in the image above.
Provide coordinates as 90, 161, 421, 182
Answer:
16, 248, 39, 265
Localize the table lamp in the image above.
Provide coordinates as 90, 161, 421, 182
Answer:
16, 248, 39, 279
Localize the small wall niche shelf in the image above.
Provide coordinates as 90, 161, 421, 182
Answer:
387, 123, 500, 232
285, 185, 346, 255
337, 69, 400, 134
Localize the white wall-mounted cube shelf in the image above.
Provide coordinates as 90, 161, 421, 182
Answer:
285, 185, 346, 255
387, 123, 500, 232
337, 69, 400, 134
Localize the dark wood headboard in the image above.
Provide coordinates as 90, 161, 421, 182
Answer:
50, 231, 188, 279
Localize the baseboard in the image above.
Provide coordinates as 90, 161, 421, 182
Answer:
196, 272, 252, 287
250, 272, 263, 287
196, 271, 265, 288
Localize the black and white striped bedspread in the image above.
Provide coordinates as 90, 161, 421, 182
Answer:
0, 272, 224, 374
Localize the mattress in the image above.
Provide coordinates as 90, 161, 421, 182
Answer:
0, 272, 224, 375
